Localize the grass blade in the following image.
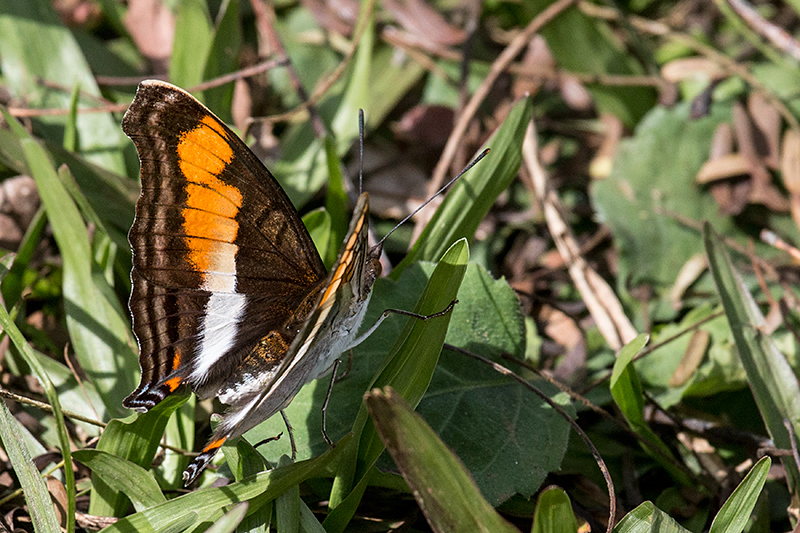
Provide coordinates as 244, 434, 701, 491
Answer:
325, 239, 469, 532
0, 399, 62, 532
704, 223, 800, 493
709, 456, 770, 533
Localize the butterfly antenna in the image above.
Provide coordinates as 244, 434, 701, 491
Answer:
376, 147, 490, 247
358, 109, 365, 195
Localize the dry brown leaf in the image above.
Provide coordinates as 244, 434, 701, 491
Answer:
512, 35, 554, 98
392, 105, 454, 149
383, 0, 466, 46
710, 179, 751, 215
53, 0, 101, 27
790, 195, 800, 239
781, 129, 800, 195
46, 476, 68, 528
660, 57, 726, 82
748, 92, 781, 170
559, 75, 593, 111
710, 122, 734, 159
669, 329, 709, 387
589, 114, 624, 180
124, 0, 175, 74
669, 253, 707, 310
301, 0, 358, 36
696, 153, 750, 183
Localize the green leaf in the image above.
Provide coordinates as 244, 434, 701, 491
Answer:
202, 0, 242, 123
302, 208, 332, 261
365, 387, 519, 533
613, 501, 690, 532
396, 96, 532, 276
170, 0, 213, 90
5, 111, 138, 414
251, 261, 561, 506
532, 4, 656, 127
220, 441, 271, 531
709, 456, 770, 533
1, 207, 46, 306
73, 449, 167, 512
704, 223, 800, 492
0, 256, 76, 532
591, 102, 734, 318
0, 399, 63, 533
89, 393, 188, 517
275, 455, 300, 533
610, 334, 691, 485
531, 487, 577, 533
418, 263, 568, 505
324, 240, 469, 533
98, 438, 349, 532
205, 503, 248, 533
0, 0, 126, 172
323, 137, 350, 268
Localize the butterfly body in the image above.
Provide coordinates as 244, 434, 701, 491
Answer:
121, 80, 381, 484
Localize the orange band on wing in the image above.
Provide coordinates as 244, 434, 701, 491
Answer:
164, 376, 183, 392
202, 437, 228, 453
177, 116, 243, 292
320, 211, 366, 305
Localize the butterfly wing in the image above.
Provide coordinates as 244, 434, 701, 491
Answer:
121, 80, 327, 411
182, 193, 381, 485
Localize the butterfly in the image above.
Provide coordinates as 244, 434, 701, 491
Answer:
121, 80, 390, 485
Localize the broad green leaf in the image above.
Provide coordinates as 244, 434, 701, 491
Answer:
302, 208, 332, 262
73, 449, 166, 512
0, 256, 75, 532
202, 0, 241, 123
396, 96, 532, 276
417, 264, 567, 505
324, 240, 468, 533
89, 393, 188, 517
0, 400, 63, 533
170, 0, 213, 90
531, 487, 577, 533
252, 262, 561, 506
613, 502, 690, 532
633, 304, 742, 409
98, 438, 349, 533
0, 0, 126, 172
365, 387, 519, 533
6, 112, 138, 414
704, 224, 800, 492
591, 103, 738, 321
709, 456, 770, 533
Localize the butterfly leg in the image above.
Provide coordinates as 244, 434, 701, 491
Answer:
348, 299, 459, 349
334, 349, 353, 383
280, 410, 297, 461
321, 358, 342, 447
